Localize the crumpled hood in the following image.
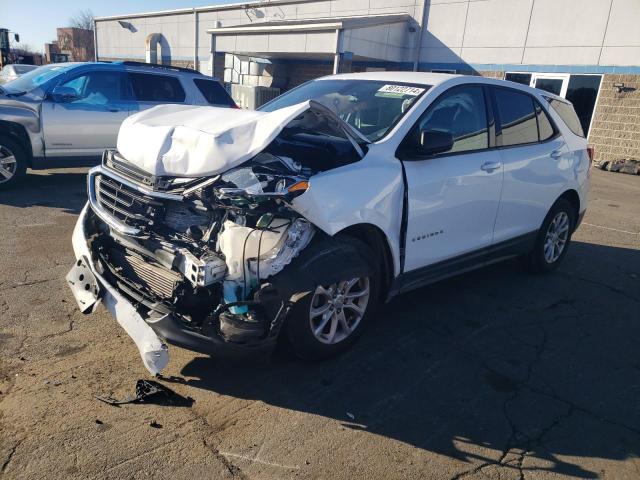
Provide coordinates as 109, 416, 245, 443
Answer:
116, 102, 316, 178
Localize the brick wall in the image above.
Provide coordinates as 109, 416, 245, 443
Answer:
588, 74, 640, 162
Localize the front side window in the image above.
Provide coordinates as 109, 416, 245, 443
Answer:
415, 85, 489, 154
493, 88, 539, 146
60, 71, 129, 105
129, 73, 186, 102
260, 79, 429, 142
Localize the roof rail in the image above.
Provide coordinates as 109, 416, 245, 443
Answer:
120, 61, 202, 75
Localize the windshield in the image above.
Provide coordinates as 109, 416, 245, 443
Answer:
2, 64, 72, 94
260, 79, 430, 142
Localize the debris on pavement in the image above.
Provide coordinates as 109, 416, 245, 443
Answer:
595, 158, 640, 175
95, 379, 194, 407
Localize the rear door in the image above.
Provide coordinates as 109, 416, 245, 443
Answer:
491, 86, 568, 243
127, 72, 187, 113
399, 84, 504, 272
41, 70, 133, 158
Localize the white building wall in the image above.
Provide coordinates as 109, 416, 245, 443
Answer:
95, 0, 640, 69
419, 0, 640, 67
96, 0, 423, 66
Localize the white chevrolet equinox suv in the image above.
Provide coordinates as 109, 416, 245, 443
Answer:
67, 72, 590, 374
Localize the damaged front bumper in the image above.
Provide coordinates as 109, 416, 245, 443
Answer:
68, 203, 291, 375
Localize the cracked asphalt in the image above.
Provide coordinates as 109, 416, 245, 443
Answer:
0, 168, 639, 480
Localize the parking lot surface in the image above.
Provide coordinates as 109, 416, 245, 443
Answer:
0, 168, 639, 480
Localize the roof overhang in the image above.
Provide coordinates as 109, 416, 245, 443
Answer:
207, 14, 413, 63
206, 14, 411, 35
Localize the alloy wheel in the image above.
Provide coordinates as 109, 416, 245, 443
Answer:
543, 211, 570, 263
309, 277, 370, 345
0, 144, 17, 184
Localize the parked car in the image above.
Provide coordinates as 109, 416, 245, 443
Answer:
0, 64, 39, 84
0, 61, 236, 189
67, 72, 591, 374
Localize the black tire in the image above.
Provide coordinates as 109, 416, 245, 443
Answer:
283, 236, 380, 361
522, 198, 576, 273
0, 135, 27, 191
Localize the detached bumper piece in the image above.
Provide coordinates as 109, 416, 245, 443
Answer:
66, 257, 101, 314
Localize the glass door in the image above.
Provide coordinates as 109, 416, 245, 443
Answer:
530, 73, 570, 96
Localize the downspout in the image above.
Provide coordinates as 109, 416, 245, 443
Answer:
193, 8, 199, 71
413, 0, 428, 71
93, 19, 98, 61
332, 28, 341, 74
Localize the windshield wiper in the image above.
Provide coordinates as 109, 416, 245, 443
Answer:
5, 90, 27, 97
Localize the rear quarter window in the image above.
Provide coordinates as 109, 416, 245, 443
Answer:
547, 97, 584, 137
193, 79, 235, 106
129, 73, 186, 102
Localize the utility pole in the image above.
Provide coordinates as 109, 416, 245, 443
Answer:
0, 28, 9, 69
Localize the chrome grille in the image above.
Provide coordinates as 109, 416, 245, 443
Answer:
95, 174, 164, 232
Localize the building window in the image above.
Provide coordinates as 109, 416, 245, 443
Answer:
505, 73, 532, 86
565, 75, 602, 137
504, 72, 602, 136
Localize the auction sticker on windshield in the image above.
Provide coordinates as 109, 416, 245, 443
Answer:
377, 85, 425, 97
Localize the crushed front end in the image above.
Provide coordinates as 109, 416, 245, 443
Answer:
68, 150, 317, 374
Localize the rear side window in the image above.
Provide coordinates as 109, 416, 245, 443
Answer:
493, 88, 538, 146
547, 97, 585, 137
129, 73, 185, 102
193, 79, 235, 106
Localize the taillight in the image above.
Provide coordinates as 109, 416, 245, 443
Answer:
587, 145, 595, 166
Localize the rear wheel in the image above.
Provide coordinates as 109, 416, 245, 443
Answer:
0, 136, 27, 190
523, 198, 576, 273
285, 238, 379, 360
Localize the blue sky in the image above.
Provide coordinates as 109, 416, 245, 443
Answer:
0, 0, 237, 53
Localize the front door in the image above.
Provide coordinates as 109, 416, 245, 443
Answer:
42, 70, 133, 159
400, 85, 504, 273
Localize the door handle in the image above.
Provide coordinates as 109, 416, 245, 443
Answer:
550, 150, 562, 159
481, 161, 502, 172
108, 108, 121, 112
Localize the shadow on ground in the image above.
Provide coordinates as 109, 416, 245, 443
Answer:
0, 170, 88, 214
177, 241, 640, 478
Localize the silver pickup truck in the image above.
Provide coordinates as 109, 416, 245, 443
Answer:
0, 61, 236, 190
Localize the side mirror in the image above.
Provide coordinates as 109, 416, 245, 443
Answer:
417, 129, 454, 157
49, 86, 79, 103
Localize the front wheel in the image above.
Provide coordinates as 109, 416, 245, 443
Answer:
284, 238, 379, 360
0, 136, 27, 191
523, 198, 576, 273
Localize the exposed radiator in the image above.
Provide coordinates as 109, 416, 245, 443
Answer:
106, 248, 182, 299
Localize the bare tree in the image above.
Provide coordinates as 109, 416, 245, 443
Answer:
69, 9, 95, 31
